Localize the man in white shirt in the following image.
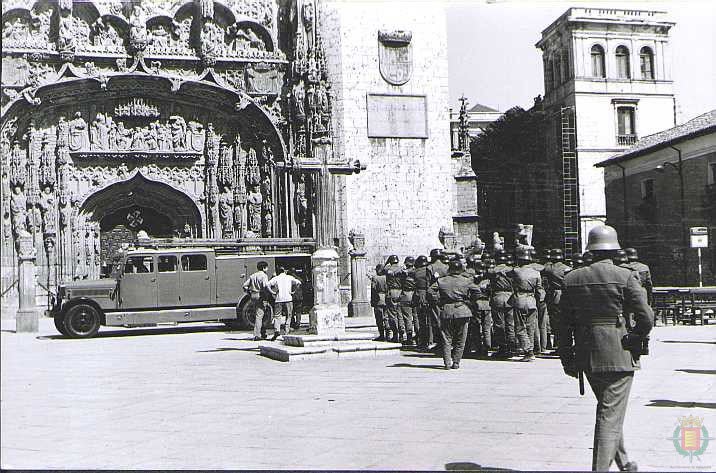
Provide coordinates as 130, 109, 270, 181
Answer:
269, 266, 302, 339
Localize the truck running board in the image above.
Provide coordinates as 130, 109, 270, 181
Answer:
105, 306, 237, 326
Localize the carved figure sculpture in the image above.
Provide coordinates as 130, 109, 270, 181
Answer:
247, 185, 262, 233
292, 81, 306, 118
68, 112, 89, 151
492, 232, 504, 253
129, 4, 148, 52
219, 191, 233, 238
169, 116, 187, 150
39, 133, 55, 186
246, 147, 260, 186
10, 186, 28, 234
58, 15, 75, 52
9, 140, 27, 187
39, 186, 56, 234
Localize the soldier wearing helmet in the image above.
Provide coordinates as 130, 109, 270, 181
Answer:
428, 259, 477, 369
544, 248, 572, 352
623, 248, 653, 307
384, 254, 405, 343
523, 248, 548, 356
399, 256, 418, 346
488, 250, 515, 358
614, 249, 629, 266
426, 248, 450, 352
370, 264, 389, 341
560, 225, 652, 472
508, 247, 543, 362
466, 260, 492, 357
413, 255, 432, 351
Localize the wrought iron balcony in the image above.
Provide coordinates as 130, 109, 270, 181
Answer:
617, 134, 638, 146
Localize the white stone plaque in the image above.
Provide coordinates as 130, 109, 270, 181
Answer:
366, 94, 428, 139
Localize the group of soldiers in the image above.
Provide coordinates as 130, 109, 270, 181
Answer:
369, 242, 653, 370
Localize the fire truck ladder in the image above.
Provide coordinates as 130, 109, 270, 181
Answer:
560, 106, 580, 259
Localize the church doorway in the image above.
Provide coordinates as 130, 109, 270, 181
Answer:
80, 173, 202, 273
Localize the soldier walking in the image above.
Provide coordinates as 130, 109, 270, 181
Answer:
400, 256, 418, 346
243, 261, 271, 341
429, 259, 476, 369
384, 255, 405, 343
559, 225, 652, 472
427, 249, 449, 351
509, 248, 543, 362
488, 251, 514, 358
623, 248, 653, 307
413, 255, 432, 351
544, 248, 571, 351
370, 264, 389, 341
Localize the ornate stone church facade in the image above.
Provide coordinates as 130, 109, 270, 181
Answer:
1, 0, 457, 308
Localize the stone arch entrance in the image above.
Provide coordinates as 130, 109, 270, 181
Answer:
80, 173, 202, 270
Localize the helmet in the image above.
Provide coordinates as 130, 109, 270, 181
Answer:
404, 256, 415, 266
543, 249, 553, 262
440, 253, 451, 263
496, 253, 509, 263
429, 248, 443, 260
481, 252, 492, 261
465, 254, 478, 267
374, 264, 384, 275
624, 248, 639, 262
551, 248, 564, 261
473, 260, 486, 271
572, 256, 584, 268
614, 249, 629, 264
582, 251, 594, 264
386, 255, 399, 265
515, 247, 532, 262
448, 260, 464, 273
585, 225, 621, 251
415, 255, 429, 268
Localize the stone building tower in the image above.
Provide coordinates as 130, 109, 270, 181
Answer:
536, 7, 676, 254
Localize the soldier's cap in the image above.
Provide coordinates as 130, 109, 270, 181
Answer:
448, 260, 464, 273
614, 249, 629, 263
404, 256, 415, 265
387, 254, 399, 264
375, 264, 384, 274
429, 248, 443, 259
481, 252, 492, 261
624, 247, 639, 261
586, 225, 621, 251
551, 248, 564, 260
582, 251, 594, 262
495, 254, 509, 263
514, 247, 532, 261
415, 255, 429, 267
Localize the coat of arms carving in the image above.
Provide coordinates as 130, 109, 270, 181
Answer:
378, 30, 413, 86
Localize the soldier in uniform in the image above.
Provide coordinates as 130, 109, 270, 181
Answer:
488, 251, 514, 358
544, 248, 571, 351
525, 248, 548, 355
467, 260, 492, 356
427, 248, 449, 351
384, 255, 405, 343
509, 247, 543, 362
370, 264, 388, 341
615, 249, 629, 266
560, 225, 652, 472
413, 255, 432, 351
400, 256, 418, 346
429, 259, 476, 369
624, 248, 653, 307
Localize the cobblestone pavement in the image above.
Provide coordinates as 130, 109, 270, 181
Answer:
1, 317, 714, 471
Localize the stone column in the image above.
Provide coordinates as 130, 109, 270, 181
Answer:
16, 231, 39, 333
347, 230, 371, 318
308, 247, 345, 336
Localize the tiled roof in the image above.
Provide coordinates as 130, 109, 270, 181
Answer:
468, 103, 498, 113
597, 109, 716, 167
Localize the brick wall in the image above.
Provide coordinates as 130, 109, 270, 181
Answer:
321, 1, 453, 268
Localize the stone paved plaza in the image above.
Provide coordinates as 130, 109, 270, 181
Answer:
1, 317, 714, 471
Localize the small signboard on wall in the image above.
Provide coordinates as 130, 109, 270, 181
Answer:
366, 94, 428, 139
690, 227, 708, 248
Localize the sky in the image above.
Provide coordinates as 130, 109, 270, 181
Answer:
446, 0, 716, 124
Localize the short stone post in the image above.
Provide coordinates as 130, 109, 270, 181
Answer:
347, 230, 371, 318
309, 247, 345, 336
16, 231, 39, 333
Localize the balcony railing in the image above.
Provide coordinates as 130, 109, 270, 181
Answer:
617, 134, 638, 146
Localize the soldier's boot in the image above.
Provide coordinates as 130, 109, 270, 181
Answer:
403, 332, 415, 346
374, 328, 386, 342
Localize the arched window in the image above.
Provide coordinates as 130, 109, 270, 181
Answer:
640, 46, 654, 79
616, 45, 630, 79
590, 44, 605, 78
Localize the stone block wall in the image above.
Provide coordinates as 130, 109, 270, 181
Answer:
321, 1, 453, 268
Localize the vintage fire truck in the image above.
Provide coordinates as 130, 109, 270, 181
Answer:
46, 238, 315, 338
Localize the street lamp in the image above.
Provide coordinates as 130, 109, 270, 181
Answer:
655, 145, 687, 285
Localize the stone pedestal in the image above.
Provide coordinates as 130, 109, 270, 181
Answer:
347, 230, 371, 318
16, 232, 39, 333
308, 247, 345, 336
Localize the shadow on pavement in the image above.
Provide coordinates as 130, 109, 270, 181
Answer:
387, 362, 447, 370
676, 369, 716, 375
1, 329, 16, 334
445, 461, 514, 471
197, 347, 259, 353
37, 325, 231, 340
646, 400, 716, 409
661, 340, 716, 345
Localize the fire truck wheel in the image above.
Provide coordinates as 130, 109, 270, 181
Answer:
53, 314, 69, 336
63, 304, 101, 339
240, 301, 273, 330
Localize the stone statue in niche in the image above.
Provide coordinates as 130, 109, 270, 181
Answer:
230, 25, 265, 51
217, 141, 233, 188
9, 140, 27, 187
39, 133, 55, 186
169, 116, 187, 150
129, 4, 148, 52
10, 186, 28, 234
92, 18, 121, 49
172, 18, 192, 52
199, 21, 225, 62
68, 112, 89, 151
148, 24, 170, 50
294, 174, 309, 233
292, 82, 305, 118
219, 191, 233, 238
246, 147, 260, 186
57, 15, 75, 52
263, 210, 273, 237
90, 112, 110, 150
247, 185, 262, 234
39, 186, 56, 234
